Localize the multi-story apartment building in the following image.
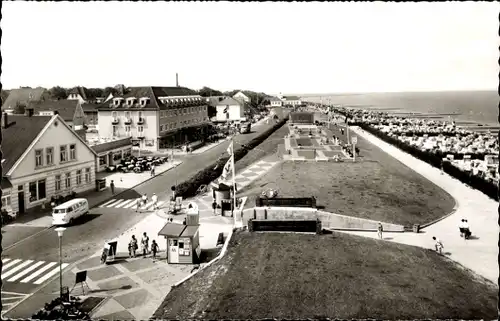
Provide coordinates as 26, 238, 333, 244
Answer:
96, 87, 209, 151
1, 113, 97, 216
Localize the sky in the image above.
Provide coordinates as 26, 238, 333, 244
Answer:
1, 2, 498, 95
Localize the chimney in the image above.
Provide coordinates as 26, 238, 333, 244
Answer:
176, 73, 179, 87
1, 112, 8, 129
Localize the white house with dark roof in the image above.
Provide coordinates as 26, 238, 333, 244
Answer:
96, 86, 209, 151
215, 97, 245, 122
268, 96, 283, 107
232, 91, 251, 104
1, 113, 97, 216
282, 95, 302, 107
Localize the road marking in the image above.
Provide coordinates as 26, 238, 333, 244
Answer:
8, 261, 46, 282
99, 199, 116, 207
2, 296, 25, 301
1, 291, 29, 296
2, 259, 22, 271
106, 199, 124, 208
115, 199, 133, 208
1, 260, 33, 279
34, 263, 69, 285
2, 258, 11, 264
20, 262, 57, 283
123, 199, 138, 209
141, 201, 154, 210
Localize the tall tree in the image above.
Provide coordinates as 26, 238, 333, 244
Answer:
1, 89, 10, 105
87, 88, 104, 98
103, 86, 118, 97
48, 86, 68, 100
198, 86, 223, 97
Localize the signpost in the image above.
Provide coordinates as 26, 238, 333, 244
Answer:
351, 136, 357, 162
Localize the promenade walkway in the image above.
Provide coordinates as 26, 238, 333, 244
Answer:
347, 126, 498, 284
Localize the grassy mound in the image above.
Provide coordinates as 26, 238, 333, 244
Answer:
154, 232, 497, 319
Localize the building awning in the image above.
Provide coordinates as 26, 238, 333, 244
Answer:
158, 223, 186, 237
181, 225, 199, 238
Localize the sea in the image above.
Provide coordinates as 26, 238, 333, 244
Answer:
303, 91, 499, 131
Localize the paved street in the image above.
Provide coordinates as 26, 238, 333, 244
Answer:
1, 118, 275, 318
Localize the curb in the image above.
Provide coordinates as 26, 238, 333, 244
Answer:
94, 161, 182, 208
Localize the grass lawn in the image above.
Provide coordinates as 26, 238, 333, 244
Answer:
239, 123, 455, 227
153, 232, 497, 319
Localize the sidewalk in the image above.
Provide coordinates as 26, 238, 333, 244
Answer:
346, 127, 499, 284
96, 160, 182, 189
74, 201, 233, 319
5, 161, 183, 229
159, 138, 230, 156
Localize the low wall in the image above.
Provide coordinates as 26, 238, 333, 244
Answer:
241, 207, 404, 232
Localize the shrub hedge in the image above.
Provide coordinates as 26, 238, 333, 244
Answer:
355, 123, 499, 202
175, 118, 289, 198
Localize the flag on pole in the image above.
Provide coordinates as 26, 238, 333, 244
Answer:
227, 140, 234, 156
221, 155, 233, 180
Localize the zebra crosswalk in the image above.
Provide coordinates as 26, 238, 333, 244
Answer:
1, 258, 69, 285
99, 198, 166, 211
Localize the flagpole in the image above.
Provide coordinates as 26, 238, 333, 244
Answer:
230, 139, 237, 215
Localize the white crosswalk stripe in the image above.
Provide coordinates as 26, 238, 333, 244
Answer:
0, 259, 71, 285
106, 199, 124, 207
34, 264, 69, 285
141, 201, 154, 210
20, 262, 57, 283
123, 199, 139, 209
115, 199, 133, 208
1, 260, 33, 279
99, 199, 116, 207
8, 261, 46, 282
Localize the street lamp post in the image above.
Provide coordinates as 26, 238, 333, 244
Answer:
55, 227, 66, 299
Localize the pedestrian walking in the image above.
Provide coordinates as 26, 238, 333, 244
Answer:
151, 240, 159, 260
135, 197, 142, 212
110, 180, 115, 194
130, 235, 138, 258
150, 164, 155, 177
142, 194, 148, 208
152, 193, 158, 210
128, 241, 133, 258
141, 232, 150, 257
377, 222, 383, 239
432, 236, 444, 254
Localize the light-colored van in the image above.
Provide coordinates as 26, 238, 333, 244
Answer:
52, 198, 89, 226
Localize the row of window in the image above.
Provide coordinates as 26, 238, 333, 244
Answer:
28, 168, 92, 203
160, 106, 206, 118
159, 118, 206, 132
35, 144, 77, 168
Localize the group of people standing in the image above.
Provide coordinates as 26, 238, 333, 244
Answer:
135, 193, 160, 212
128, 232, 160, 259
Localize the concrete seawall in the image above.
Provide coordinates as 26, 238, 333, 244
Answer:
241, 207, 404, 232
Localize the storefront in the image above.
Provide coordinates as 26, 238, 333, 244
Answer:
90, 138, 133, 172
158, 124, 209, 149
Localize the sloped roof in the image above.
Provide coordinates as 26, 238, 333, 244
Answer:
2, 88, 47, 110
216, 97, 242, 106
1, 115, 52, 174
283, 96, 300, 101
97, 86, 202, 111
268, 96, 282, 102
82, 103, 100, 112
29, 100, 79, 122
206, 96, 226, 107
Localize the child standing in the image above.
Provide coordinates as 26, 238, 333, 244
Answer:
151, 240, 159, 260
432, 236, 444, 254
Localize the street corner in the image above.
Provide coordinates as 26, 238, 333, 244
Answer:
1, 291, 30, 315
